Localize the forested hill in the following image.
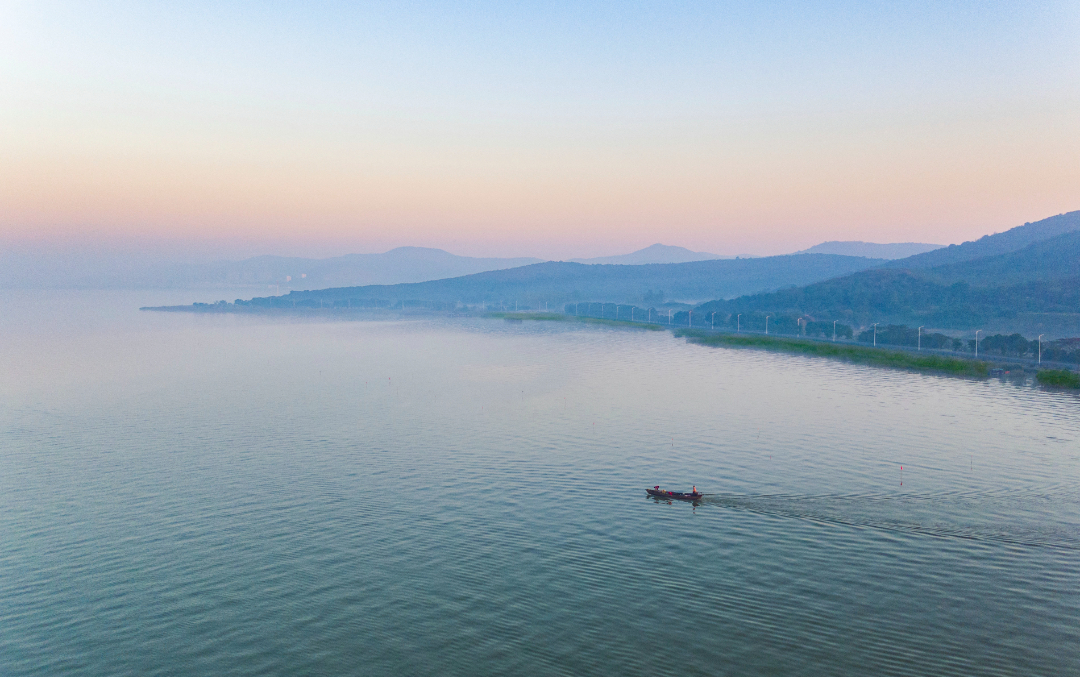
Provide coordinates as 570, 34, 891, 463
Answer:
694, 269, 1080, 330
239, 254, 883, 307
693, 217, 1080, 334
918, 229, 1080, 287
884, 210, 1080, 270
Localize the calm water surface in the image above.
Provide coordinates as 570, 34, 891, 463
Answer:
2, 291, 1078, 676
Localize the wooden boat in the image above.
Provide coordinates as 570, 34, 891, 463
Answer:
646, 488, 703, 501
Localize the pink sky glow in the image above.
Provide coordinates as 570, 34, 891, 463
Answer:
2, 2, 1078, 261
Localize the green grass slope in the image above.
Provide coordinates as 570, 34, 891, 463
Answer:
677, 330, 989, 376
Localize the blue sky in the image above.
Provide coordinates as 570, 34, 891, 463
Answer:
2, 1, 1078, 259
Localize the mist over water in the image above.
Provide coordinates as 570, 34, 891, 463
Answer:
2, 291, 1078, 676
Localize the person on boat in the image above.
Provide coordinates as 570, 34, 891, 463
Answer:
692, 486, 697, 495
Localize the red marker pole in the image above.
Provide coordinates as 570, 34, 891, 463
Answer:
900, 465, 903, 486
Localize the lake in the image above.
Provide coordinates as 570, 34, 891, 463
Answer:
2, 291, 1078, 676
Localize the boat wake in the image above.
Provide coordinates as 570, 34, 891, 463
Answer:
696, 488, 1080, 550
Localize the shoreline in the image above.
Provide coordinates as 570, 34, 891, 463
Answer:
675, 329, 991, 377
140, 305, 1079, 385
493, 313, 1080, 385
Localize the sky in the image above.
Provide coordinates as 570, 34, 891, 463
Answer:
2, 1, 1079, 261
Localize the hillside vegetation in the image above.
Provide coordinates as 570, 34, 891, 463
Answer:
918, 230, 1080, 287
238, 254, 883, 309
883, 210, 1080, 270
694, 211, 1080, 335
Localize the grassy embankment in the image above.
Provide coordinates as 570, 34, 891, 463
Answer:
487, 314, 1080, 381
1036, 369, 1080, 388
484, 312, 666, 330
676, 329, 990, 376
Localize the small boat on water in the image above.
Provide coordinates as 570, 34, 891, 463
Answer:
646, 487, 703, 501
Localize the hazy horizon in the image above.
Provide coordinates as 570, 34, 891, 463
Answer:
0, 235, 936, 265
0, 224, 1033, 266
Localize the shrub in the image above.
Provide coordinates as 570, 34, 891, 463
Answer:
1036, 370, 1080, 388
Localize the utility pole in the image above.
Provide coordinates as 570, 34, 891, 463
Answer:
737, 314, 741, 333
833, 320, 837, 342
765, 315, 771, 335
873, 323, 879, 347
1038, 334, 1044, 364
975, 330, 982, 357
688, 310, 692, 328
711, 312, 715, 330
918, 326, 923, 351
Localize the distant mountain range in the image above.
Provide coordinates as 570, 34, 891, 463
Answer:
157, 209, 1080, 336
240, 254, 884, 308
795, 241, 943, 259
695, 211, 1080, 336
10, 239, 994, 290
3, 243, 727, 289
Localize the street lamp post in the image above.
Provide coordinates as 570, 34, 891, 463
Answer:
975, 330, 982, 357
918, 326, 924, 351
833, 320, 838, 342
737, 314, 741, 333
873, 322, 879, 347
711, 311, 715, 330
1038, 334, 1044, 364
765, 315, 771, 335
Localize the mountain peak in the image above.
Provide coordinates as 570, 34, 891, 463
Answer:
571, 244, 725, 265
796, 241, 944, 259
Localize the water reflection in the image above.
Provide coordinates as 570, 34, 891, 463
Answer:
0, 292, 1077, 677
